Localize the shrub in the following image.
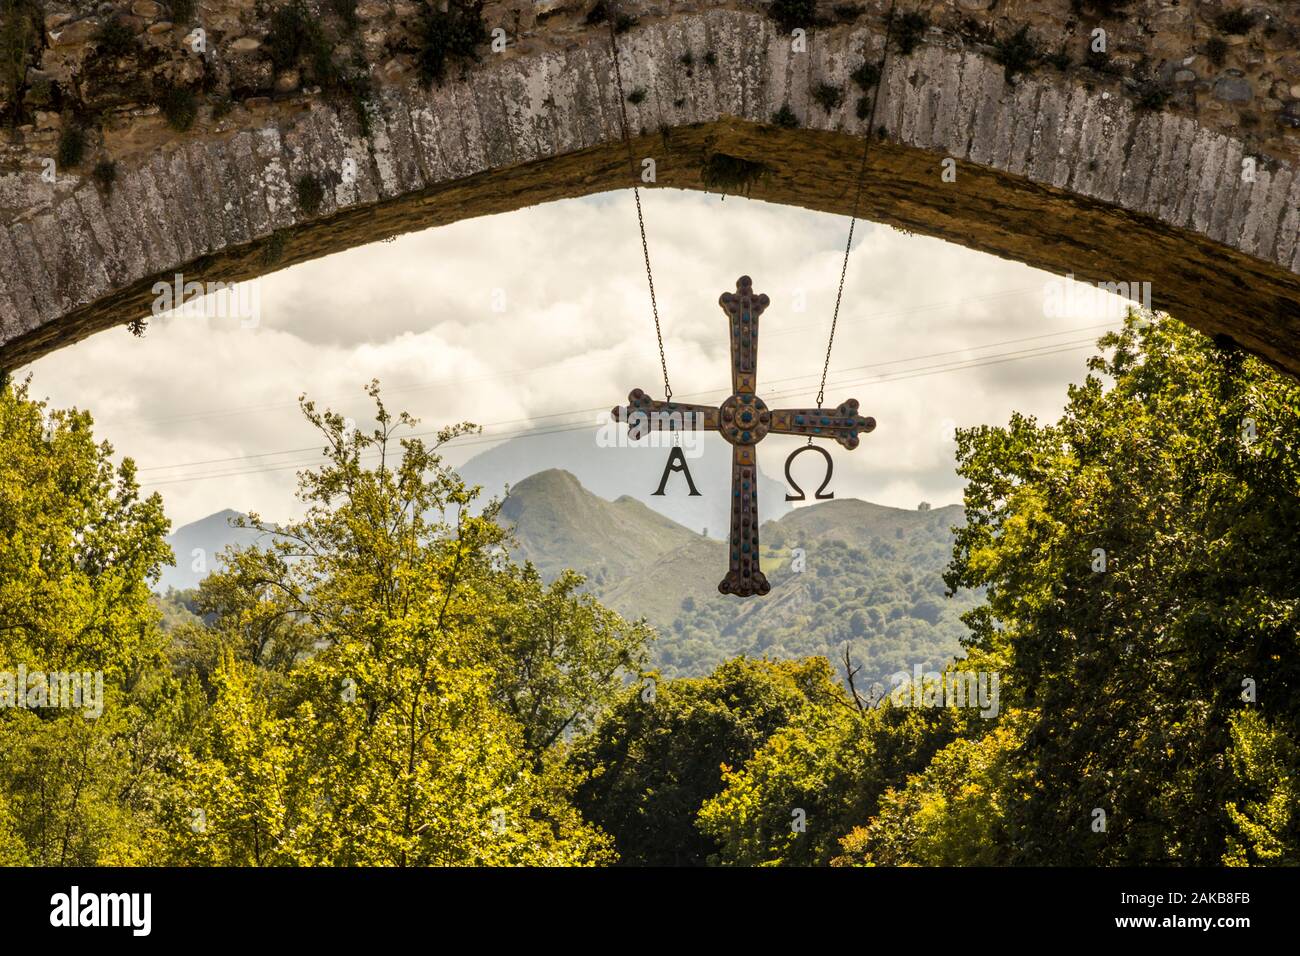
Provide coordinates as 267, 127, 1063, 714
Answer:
700, 153, 770, 196
94, 16, 138, 58
772, 103, 798, 128
1205, 36, 1228, 67
768, 0, 816, 33
993, 25, 1038, 83
416, 0, 488, 86
1215, 10, 1255, 36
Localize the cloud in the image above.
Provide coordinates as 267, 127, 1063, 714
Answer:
21, 188, 1117, 528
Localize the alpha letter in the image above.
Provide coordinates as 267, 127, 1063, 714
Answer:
653, 447, 702, 496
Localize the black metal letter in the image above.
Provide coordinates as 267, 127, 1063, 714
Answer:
653, 447, 702, 496
784, 444, 834, 501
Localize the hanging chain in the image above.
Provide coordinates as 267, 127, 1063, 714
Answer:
817, 0, 900, 411
606, 3, 672, 400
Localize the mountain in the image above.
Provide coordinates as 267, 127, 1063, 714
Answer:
457, 427, 791, 538
157, 470, 976, 688
499, 470, 977, 687
156, 509, 269, 593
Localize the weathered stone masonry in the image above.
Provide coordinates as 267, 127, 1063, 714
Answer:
0, 0, 1298, 376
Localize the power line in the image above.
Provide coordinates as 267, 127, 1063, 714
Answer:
138, 335, 1107, 489
136, 320, 1115, 476
101, 285, 1047, 432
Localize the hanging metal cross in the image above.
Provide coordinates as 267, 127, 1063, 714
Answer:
612, 276, 876, 597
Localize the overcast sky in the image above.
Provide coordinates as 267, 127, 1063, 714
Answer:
20, 189, 1135, 529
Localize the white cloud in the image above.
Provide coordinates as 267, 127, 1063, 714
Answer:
21, 188, 1130, 528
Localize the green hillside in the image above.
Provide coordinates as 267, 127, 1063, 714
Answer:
499, 470, 977, 686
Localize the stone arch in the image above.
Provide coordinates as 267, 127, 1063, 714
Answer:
0, 1, 1298, 375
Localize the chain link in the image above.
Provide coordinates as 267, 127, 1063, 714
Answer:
817, 0, 900, 411
606, 3, 672, 400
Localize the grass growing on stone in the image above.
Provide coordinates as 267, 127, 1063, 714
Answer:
1136, 81, 1171, 111
1, 0, 41, 123
627, 87, 646, 105
700, 153, 770, 197
417, 0, 488, 86
833, 4, 863, 23
1070, 0, 1132, 15
856, 95, 872, 120
159, 85, 197, 131
261, 230, 288, 266
57, 124, 85, 168
327, 0, 359, 32
296, 174, 325, 216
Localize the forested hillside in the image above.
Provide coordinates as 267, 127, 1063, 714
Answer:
500, 470, 976, 685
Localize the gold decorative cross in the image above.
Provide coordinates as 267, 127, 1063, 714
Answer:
612, 276, 876, 597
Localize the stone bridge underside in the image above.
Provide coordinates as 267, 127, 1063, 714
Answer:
1, 1, 1299, 375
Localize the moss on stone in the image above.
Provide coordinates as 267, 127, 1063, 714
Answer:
159, 85, 198, 131
772, 103, 799, 129
57, 124, 86, 169
895, 12, 927, 56
851, 61, 880, 91
812, 83, 844, 113
296, 174, 325, 216
92, 159, 117, 196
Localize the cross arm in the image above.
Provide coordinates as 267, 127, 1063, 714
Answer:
769, 398, 876, 449
611, 388, 719, 440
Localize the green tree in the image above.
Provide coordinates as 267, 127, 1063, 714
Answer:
697, 688, 971, 866
945, 314, 1300, 864
166, 383, 637, 865
0, 378, 193, 865
568, 656, 841, 865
